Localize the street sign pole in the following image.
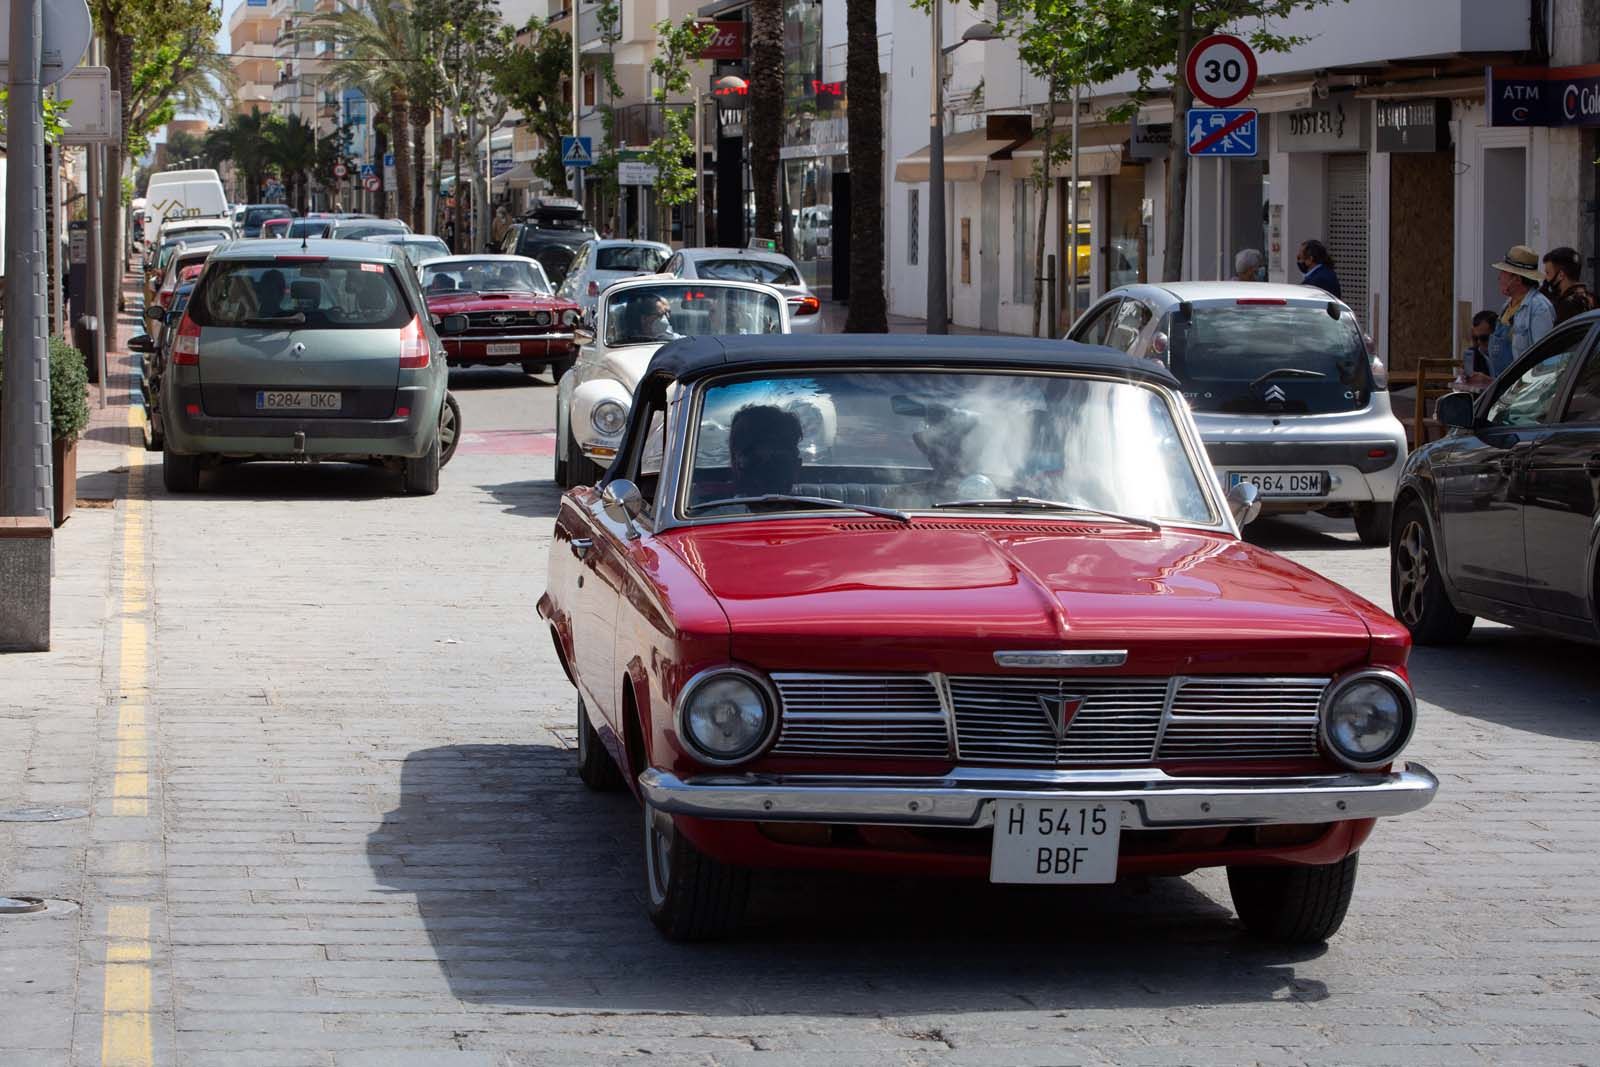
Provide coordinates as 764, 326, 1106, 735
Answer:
2, 0, 54, 521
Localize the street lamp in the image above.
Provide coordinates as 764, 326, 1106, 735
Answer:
926, 15, 996, 334
696, 75, 747, 248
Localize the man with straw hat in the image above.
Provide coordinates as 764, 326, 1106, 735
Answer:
1487, 244, 1555, 377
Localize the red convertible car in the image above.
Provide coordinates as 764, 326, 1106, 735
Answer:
539, 335, 1438, 942
420, 254, 582, 380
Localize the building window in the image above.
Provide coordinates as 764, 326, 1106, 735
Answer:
908, 189, 919, 265
583, 70, 596, 108
1013, 179, 1034, 303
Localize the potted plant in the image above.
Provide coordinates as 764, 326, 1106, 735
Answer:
0, 334, 91, 525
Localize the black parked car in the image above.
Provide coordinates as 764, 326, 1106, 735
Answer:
498, 223, 595, 287
1391, 309, 1600, 644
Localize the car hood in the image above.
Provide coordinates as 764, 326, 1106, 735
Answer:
424, 292, 575, 313
663, 520, 1382, 676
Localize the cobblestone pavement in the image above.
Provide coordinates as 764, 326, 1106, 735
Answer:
3, 333, 1600, 1065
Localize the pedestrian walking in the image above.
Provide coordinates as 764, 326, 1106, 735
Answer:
1295, 240, 1341, 298
491, 205, 512, 248
1234, 248, 1265, 282
1488, 244, 1556, 376
1541, 246, 1596, 325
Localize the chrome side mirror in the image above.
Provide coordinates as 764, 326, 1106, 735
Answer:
1226, 481, 1262, 528
601, 478, 645, 533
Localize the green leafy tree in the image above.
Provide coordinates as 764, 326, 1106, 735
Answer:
494, 21, 572, 196
267, 113, 321, 212
644, 18, 716, 229
991, 0, 1341, 285
420, 0, 513, 249
205, 109, 279, 202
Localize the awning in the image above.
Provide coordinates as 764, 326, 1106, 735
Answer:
1354, 76, 1485, 101
491, 160, 537, 187
1009, 124, 1127, 179
894, 128, 1023, 183
1133, 79, 1319, 126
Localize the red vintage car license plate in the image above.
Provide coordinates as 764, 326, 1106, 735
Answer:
989, 800, 1124, 884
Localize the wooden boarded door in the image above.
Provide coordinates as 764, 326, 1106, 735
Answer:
1386, 151, 1455, 376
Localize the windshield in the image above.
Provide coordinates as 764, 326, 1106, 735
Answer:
684, 371, 1212, 524
1167, 302, 1372, 414
604, 284, 784, 346
286, 219, 332, 238
336, 222, 408, 240
244, 207, 292, 227
421, 259, 552, 295
695, 258, 801, 286
595, 245, 668, 272
189, 260, 412, 329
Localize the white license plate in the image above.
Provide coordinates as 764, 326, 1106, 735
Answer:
255, 390, 340, 411
989, 800, 1123, 884
1228, 470, 1325, 496
485, 342, 522, 356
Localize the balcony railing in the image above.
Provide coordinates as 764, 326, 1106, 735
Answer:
612, 102, 697, 147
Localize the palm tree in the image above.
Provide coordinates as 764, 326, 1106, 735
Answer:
747, 0, 783, 242
267, 114, 319, 212
205, 108, 278, 202
842, 0, 886, 331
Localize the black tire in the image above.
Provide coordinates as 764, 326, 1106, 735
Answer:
1352, 502, 1392, 546
566, 424, 604, 487
553, 426, 570, 488
520, 359, 544, 376
575, 696, 626, 791
1390, 501, 1474, 644
403, 434, 441, 496
162, 448, 201, 493
1228, 852, 1360, 944
643, 801, 749, 941
548, 354, 575, 384
439, 394, 461, 468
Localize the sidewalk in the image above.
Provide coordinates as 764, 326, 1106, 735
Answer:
817, 300, 1019, 336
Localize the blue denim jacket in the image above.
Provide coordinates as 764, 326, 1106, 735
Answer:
1489, 290, 1556, 377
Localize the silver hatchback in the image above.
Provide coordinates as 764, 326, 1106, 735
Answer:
1068, 281, 1406, 545
160, 240, 455, 496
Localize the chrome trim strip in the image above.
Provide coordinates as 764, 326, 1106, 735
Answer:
1149, 675, 1183, 759
638, 761, 1439, 830
449, 333, 575, 343
993, 650, 1128, 669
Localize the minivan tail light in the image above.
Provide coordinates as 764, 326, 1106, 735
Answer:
399, 315, 429, 369
1236, 297, 1287, 305
172, 314, 202, 365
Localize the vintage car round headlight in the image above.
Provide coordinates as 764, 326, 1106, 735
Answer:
591, 399, 628, 436
533, 310, 552, 326
679, 670, 776, 764
562, 308, 581, 326
1320, 669, 1414, 769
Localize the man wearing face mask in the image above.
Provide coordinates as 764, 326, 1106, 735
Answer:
1487, 244, 1555, 377
1296, 240, 1341, 298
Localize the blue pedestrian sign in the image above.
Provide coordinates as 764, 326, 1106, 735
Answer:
359, 163, 377, 179
1186, 107, 1258, 157
561, 136, 594, 168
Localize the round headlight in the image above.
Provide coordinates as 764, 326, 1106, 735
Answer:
563, 308, 581, 326
1321, 671, 1413, 769
591, 399, 628, 436
680, 670, 775, 764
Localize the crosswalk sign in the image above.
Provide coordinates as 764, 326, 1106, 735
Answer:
561, 136, 593, 168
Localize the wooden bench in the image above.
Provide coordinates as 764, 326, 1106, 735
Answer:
1411, 357, 1460, 448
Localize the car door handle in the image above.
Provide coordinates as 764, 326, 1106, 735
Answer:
570, 537, 593, 560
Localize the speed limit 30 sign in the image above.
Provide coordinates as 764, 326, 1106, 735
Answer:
1185, 33, 1258, 108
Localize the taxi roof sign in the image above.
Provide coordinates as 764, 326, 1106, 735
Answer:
747, 237, 777, 252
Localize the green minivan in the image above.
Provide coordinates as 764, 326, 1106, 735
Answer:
160, 240, 460, 496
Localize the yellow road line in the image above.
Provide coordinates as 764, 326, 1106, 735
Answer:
102, 405, 154, 1067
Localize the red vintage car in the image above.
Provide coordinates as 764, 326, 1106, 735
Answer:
419, 254, 582, 380
538, 335, 1438, 942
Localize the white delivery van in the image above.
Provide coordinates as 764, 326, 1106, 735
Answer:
142, 170, 228, 245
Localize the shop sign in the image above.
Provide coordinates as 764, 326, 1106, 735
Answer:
1129, 119, 1171, 160
1488, 63, 1600, 127
1376, 98, 1450, 152
697, 21, 746, 60
1273, 92, 1368, 153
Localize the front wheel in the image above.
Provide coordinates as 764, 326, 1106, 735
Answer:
575, 695, 625, 791
439, 393, 461, 468
1227, 852, 1359, 944
1390, 503, 1473, 644
1352, 502, 1392, 546
548, 354, 575, 384
566, 423, 604, 488
402, 435, 440, 496
643, 801, 749, 941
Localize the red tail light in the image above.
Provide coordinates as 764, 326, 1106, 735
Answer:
157, 288, 174, 309
1236, 297, 1287, 305
399, 315, 429, 369
587, 280, 599, 296
172, 314, 202, 365
792, 295, 821, 315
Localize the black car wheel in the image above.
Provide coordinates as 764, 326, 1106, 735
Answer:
566, 423, 604, 488
402, 435, 441, 496
643, 801, 749, 941
1228, 852, 1359, 944
1352, 502, 1391, 546
575, 695, 625, 791
1390, 502, 1474, 644
161, 447, 201, 493
439, 394, 461, 468
548, 354, 575, 384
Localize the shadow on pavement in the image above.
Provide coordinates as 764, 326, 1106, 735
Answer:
1411, 628, 1600, 742
1242, 514, 1364, 552
447, 368, 555, 391
371, 743, 1332, 1015
175, 460, 405, 500
480, 479, 561, 519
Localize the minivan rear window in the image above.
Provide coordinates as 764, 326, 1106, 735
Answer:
595, 245, 668, 272
188, 261, 412, 330
1167, 303, 1372, 414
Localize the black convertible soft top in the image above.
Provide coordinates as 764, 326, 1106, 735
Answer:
641, 333, 1179, 387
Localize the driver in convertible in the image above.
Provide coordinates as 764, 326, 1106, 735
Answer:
728, 404, 804, 497
632, 293, 683, 341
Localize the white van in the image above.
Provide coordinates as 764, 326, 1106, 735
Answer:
142, 170, 229, 245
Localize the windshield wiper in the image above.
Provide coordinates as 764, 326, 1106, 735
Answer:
238, 313, 306, 327
688, 494, 911, 523
929, 497, 1161, 531
1248, 367, 1326, 390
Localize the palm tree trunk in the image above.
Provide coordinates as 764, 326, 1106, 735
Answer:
748, 0, 783, 243
409, 103, 428, 233
842, 0, 885, 332
390, 86, 413, 231
373, 107, 390, 217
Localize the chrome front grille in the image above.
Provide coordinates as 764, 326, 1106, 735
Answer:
949, 676, 1169, 765
770, 674, 951, 759
1156, 678, 1324, 760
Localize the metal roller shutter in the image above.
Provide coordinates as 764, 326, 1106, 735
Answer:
1325, 154, 1369, 328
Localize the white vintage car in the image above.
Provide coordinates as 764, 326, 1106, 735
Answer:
554, 276, 795, 486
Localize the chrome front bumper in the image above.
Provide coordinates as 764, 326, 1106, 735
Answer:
638, 762, 1438, 830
